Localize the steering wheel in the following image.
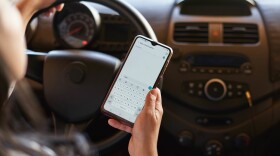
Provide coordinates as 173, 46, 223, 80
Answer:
26, 0, 157, 154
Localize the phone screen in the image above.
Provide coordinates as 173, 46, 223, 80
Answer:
102, 36, 172, 124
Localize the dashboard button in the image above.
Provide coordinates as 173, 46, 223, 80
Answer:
179, 61, 190, 72
227, 91, 233, 98
227, 84, 233, 90
224, 135, 231, 141
237, 91, 243, 96
198, 90, 204, 96
188, 90, 194, 95
200, 68, 206, 73
234, 69, 240, 74
198, 83, 204, 89
226, 69, 231, 74
241, 63, 253, 74
236, 84, 243, 89
192, 68, 198, 73
217, 69, 223, 74
189, 82, 195, 88
208, 69, 214, 73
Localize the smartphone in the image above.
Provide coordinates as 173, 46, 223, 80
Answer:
101, 35, 173, 127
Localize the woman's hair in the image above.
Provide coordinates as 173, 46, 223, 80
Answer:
0, 63, 8, 107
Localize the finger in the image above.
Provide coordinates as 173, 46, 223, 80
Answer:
108, 119, 132, 133
154, 88, 163, 112
143, 89, 157, 112
56, 4, 64, 12
43, 8, 55, 17
154, 88, 163, 119
43, 4, 64, 17
49, 7, 56, 14
43, 12, 51, 17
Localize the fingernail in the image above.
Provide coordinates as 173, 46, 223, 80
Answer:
155, 87, 161, 92
150, 92, 156, 101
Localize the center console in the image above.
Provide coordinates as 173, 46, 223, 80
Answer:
161, 0, 274, 155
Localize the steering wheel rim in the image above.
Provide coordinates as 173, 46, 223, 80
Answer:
27, 0, 158, 154
33, 0, 157, 41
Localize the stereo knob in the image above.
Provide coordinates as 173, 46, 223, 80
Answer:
204, 79, 227, 101
205, 140, 223, 156
235, 133, 251, 149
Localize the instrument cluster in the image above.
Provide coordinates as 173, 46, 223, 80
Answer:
53, 2, 138, 54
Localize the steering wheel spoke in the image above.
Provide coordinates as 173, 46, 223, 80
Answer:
26, 50, 47, 83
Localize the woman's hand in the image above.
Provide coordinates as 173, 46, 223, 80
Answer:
16, 0, 64, 27
108, 88, 163, 156
43, 3, 64, 16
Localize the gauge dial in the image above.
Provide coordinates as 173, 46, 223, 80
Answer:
58, 13, 95, 48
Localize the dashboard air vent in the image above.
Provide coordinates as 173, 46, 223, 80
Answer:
173, 23, 208, 43
223, 23, 259, 44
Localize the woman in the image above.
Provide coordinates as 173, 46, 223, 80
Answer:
0, 0, 163, 155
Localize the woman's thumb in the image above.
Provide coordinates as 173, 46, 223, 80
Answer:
143, 89, 157, 111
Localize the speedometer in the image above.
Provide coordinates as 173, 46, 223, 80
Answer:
54, 2, 100, 48
58, 13, 95, 48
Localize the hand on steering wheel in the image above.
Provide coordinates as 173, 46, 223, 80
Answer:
16, 0, 64, 27
43, 3, 64, 16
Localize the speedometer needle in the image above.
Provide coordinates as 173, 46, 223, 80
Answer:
68, 27, 82, 35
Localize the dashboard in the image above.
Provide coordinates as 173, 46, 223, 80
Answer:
27, 2, 138, 57
26, 0, 280, 155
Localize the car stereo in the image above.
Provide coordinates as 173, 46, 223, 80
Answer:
179, 54, 253, 75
